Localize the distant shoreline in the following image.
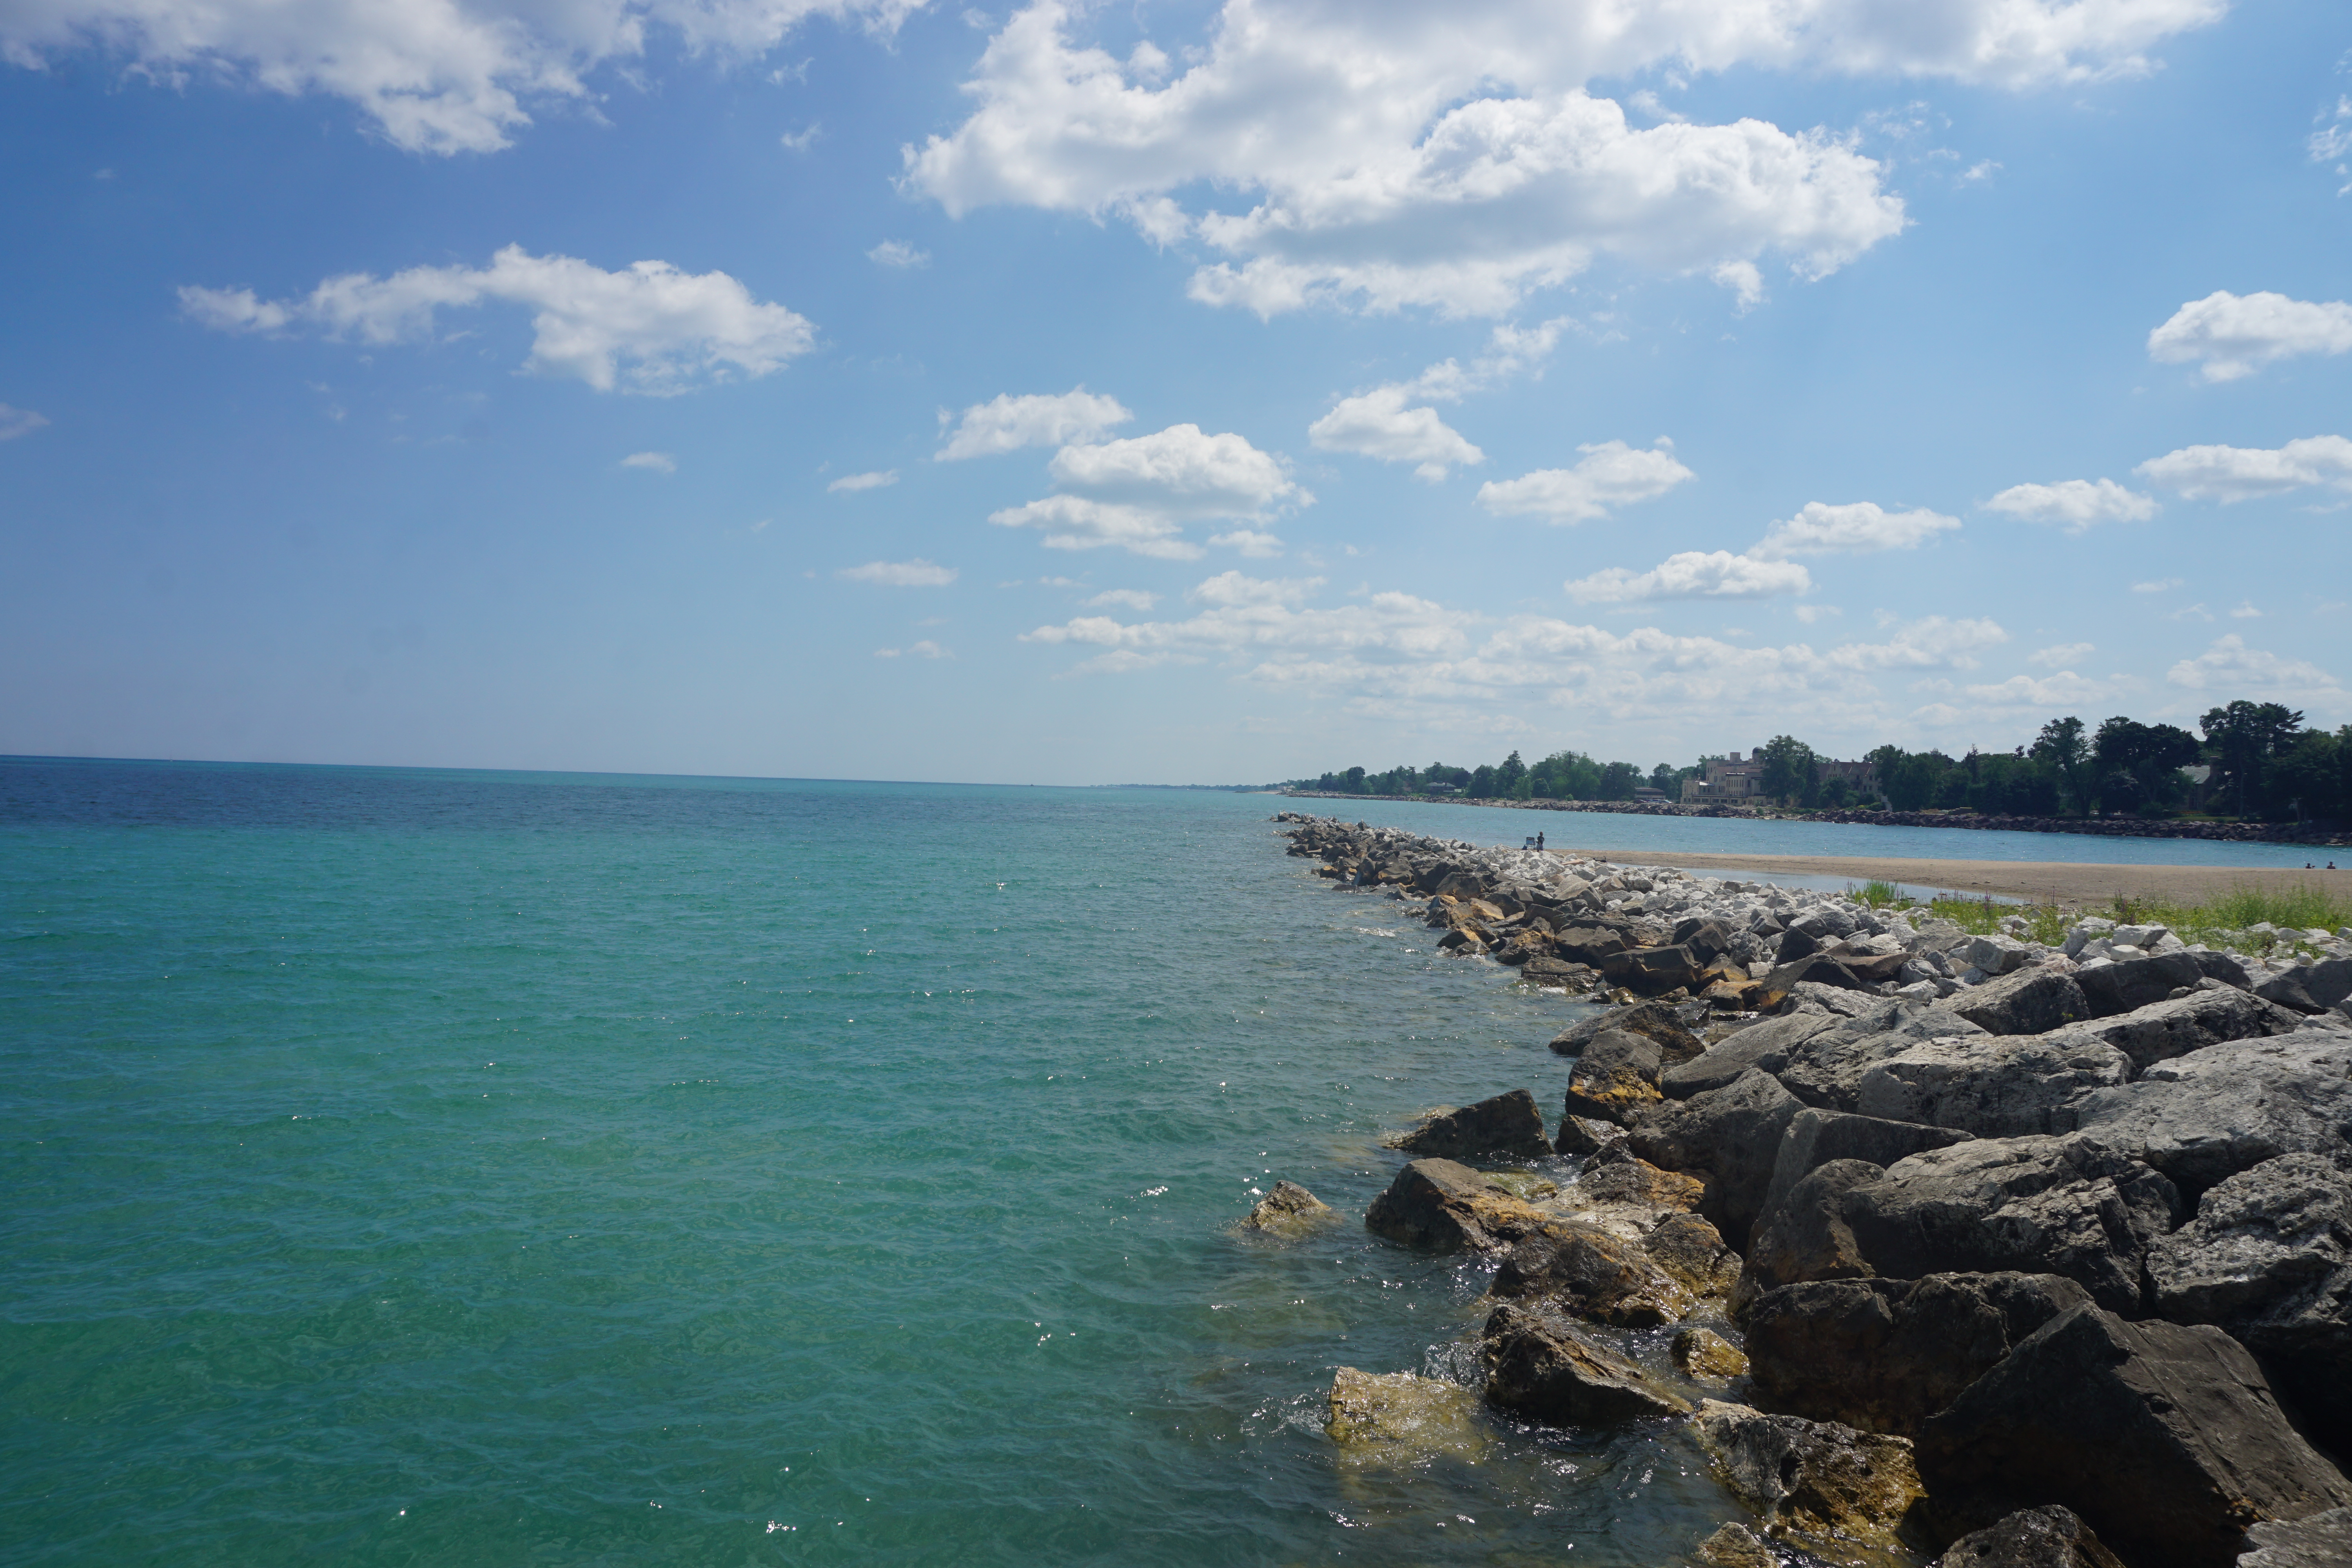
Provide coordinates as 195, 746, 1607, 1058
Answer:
1560, 848, 2345, 907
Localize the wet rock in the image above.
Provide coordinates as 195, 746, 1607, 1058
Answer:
2149, 1153, 2352, 1445
1843, 1135, 2180, 1314
1675, 1325, 1750, 1380
1664, 1011, 1840, 1099
1239, 1180, 1337, 1236
2239, 1506, 2352, 1568
1644, 1212, 1744, 1298
1916, 1303, 2352, 1568
1755, 1110, 1977, 1238
1630, 1068, 1805, 1247
1394, 1088, 1554, 1161
2079, 951, 2251, 1017
1734, 1160, 1883, 1316
1554, 1113, 1629, 1158
1565, 1029, 1667, 1125
1325, 1366, 1490, 1465
1695, 1521, 1778, 1568
1481, 1302, 1693, 1425
1490, 1220, 1695, 1326
2059, 1034, 2352, 1201
2052, 986, 2307, 1075
1559, 1143, 1713, 1235
1932, 967, 2094, 1037
1849, 1034, 2131, 1138
1549, 998, 1705, 1061
1692, 1399, 1925, 1554
1744, 1272, 2092, 1435
1928, 1506, 2126, 1568
1365, 1158, 1550, 1253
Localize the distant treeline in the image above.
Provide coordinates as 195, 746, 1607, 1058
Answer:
1292, 701, 2352, 823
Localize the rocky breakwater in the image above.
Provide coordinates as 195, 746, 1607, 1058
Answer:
1277, 813, 2352, 1568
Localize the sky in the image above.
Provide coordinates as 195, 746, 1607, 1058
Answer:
1, 0, 2348, 784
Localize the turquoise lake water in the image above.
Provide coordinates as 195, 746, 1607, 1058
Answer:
0, 760, 2322, 1566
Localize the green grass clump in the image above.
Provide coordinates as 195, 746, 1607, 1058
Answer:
1842, 877, 2348, 958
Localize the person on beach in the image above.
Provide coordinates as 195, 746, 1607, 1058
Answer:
1536, 832, 1544, 851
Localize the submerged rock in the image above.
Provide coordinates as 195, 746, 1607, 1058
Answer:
1324, 1367, 1490, 1465
1481, 1302, 1693, 1425
1238, 1179, 1337, 1236
1364, 1158, 1550, 1253
1695, 1521, 1778, 1568
1692, 1399, 1925, 1555
1916, 1303, 2352, 1568
1928, 1506, 2126, 1568
1392, 1088, 1553, 1161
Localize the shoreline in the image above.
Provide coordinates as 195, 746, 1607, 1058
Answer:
1561, 849, 2348, 908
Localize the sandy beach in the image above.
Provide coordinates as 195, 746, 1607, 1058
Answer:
1563, 848, 2347, 907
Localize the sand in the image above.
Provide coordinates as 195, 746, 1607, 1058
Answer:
1560, 848, 2349, 908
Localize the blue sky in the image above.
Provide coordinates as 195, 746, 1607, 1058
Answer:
2, 0, 2347, 783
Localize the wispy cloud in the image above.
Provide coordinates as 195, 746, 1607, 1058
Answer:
828, 469, 898, 492
839, 559, 958, 587
0, 403, 50, 441
621, 450, 675, 473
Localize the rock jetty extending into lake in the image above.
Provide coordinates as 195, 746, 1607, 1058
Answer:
1272, 812, 2352, 1568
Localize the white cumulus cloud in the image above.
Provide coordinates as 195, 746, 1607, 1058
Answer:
0, 0, 918, 156
1209, 529, 1285, 557
1963, 671, 2122, 706
0, 403, 50, 440
992, 424, 1306, 559
935, 386, 1131, 460
2147, 291, 2352, 382
875, 639, 954, 658
1562, 550, 1810, 603
867, 240, 931, 269
1477, 439, 1693, 524
2029, 642, 2094, 667
828, 469, 898, 492
2132, 577, 2183, 593
1983, 477, 2156, 530
839, 558, 959, 586
1086, 588, 1158, 610
1308, 387, 1485, 480
2166, 635, 2343, 702
621, 450, 676, 472
1751, 500, 1961, 558
180, 245, 815, 394
2136, 435, 2352, 504
1824, 615, 2007, 670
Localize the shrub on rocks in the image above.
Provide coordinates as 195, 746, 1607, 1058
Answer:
1393, 1088, 1553, 1161
1915, 1303, 2352, 1568
1743, 1272, 2091, 1435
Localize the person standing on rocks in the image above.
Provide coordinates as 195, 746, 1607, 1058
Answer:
1537, 833, 1545, 852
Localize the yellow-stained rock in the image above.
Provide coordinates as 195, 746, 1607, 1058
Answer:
1675, 1326, 1750, 1380
1645, 1213, 1744, 1298
1696, 1521, 1779, 1568
1238, 1179, 1338, 1238
1325, 1367, 1490, 1465
1693, 1399, 1924, 1564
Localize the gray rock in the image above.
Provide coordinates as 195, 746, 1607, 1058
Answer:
1929, 1505, 2126, 1568
1691, 1399, 1926, 1552
1364, 1158, 1551, 1253
2298, 957, 2352, 1011
1745, 1272, 2092, 1435
1644, 1211, 1744, 1299
1546, 997, 1703, 1061
1694, 1521, 1777, 1568
1932, 965, 2094, 1036
1563, 1028, 1665, 1126
2050, 985, 2308, 1075
1777, 1002, 1993, 1112
2256, 973, 2329, 1014
2079, 951, 2252, 1017
1394, 1088, 1553, 1161
1553, 1113, 1628, 1158
1489, 1220, 1695, 1327
1480, 1302, 1692, 1424
1629, 1067, 1805, 1247
1916, 1304, 2352, 1568
1661, 1010, 1837, 1099
2059, 1035, 2352, 1201
2239, 1507, 2352, 1568
1735, 1159, 1885, 1315
1756, 1109, 1977, 1237
2151, 1153, 2352, 1446
1843, 1135, 2181, 1314
1239, 1180, 1337, 1235
1851, 1033, 2132, 1138
1964, 935, 2033, 976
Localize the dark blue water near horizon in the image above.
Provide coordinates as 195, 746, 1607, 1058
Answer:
0, 757, 2318, 1566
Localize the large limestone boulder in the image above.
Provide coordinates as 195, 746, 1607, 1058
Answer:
1630, 1068, 1805, 1246
1931, 966, 2094, 1037
1393, 1088, 1553, 1161
2150, 1153, 2352, 1445
1325, 1367, 1490, 1465
1916, 1304, 2352, 1568
1928, 1506, 2126, 1568
1662, 1011, 1838, 1100
1842, 1135, 2181, 1314
1735, 1160, 1883, 1315
1691, 1399, 1926, 1556
1744, 1272, 2092, 1435
1364, 1158, 1550, 1252
2050, 985, 2305, 1074
1548, 998, 1704, 1060
2239, 1507, 2352, 1568
1777, 1002, 1993, 1112
1480, 1302, 1693, 1425
1849, 1033, 2131, 1138
1755, 1109, 1976, 1232
1644, 1211, 1743, 1298
1489, 1221, 1696, 1327
2058, 1035, 2352, 1201
2078, 951, 2251, 1016
1559, 1143, 1713, 1233
1238, 1180, 1338, 1237
1563, 1029, 1666, 1125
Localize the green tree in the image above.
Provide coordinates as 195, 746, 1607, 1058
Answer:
1597, 761, 1642, 800
2269, 729, 2345, 822
1466, 763, 1497, 798
2200, 701, 2304, 817
1757, 735, 1818, 805
2089, 717, 2199, 815
1495, 750, 1526, 795
2030, 716, 2091, 815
